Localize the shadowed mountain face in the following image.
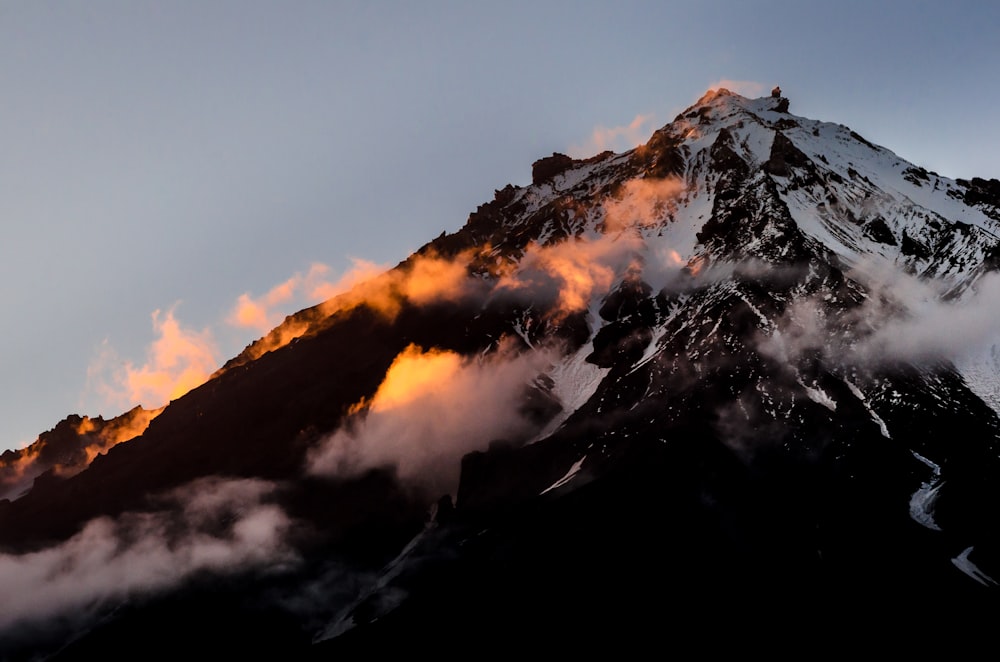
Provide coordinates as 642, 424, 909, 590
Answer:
4, 89, 1000, 658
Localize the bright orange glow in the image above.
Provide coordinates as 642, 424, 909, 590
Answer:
309, 248, 481, 321
228, 262, 360, 333
1, 406, 162, 498
309, 259, 385, 302
496, 237, 620, 319
122, 309, 218, 405
75, 406, 163, 467
230, 250, 482, 365
368, 345, 464, 413
686, 255, 706, 277
0, 442, 43, 497
308, 340, 552, 492
602, 176, 685, 232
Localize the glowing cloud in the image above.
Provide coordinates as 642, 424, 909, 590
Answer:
87, 307, 220, 412
568, 113, 656, 158
228, 261, 386, 334
601, 176, 686, 232
308, 343, 552, 494
235, 250, 482, 365
495, 237, 624, 319
324, 248, 482, 320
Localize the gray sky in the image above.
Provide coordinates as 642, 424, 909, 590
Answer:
2, 0, 998, 452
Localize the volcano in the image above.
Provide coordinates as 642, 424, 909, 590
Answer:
3, 88, 1000, 657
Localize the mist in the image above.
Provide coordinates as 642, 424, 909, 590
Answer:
0, 477, 296, 638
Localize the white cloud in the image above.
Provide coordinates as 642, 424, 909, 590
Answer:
0, 477, 296, 634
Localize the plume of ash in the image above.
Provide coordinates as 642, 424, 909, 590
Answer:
0, 477, 296, 637
307, 341, 558, 496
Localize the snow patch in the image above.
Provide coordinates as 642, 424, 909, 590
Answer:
952, 546, 998, 587
798, 379, 836, 411
843, 377, 890, 438
541, 456, 586, 495
532, 342, 610, 441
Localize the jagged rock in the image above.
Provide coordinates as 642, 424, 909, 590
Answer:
531, 152, 575, 184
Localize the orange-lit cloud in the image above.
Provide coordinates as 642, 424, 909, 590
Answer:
601, 176, 686, 232
308, 342, 552, 494
88, 307, 220, 412
705, 79, 766, 98
234, 250, 483, 364
228, 261, 387, 334
492, 176, 686, 320
320, 248, 481, 319
568, 113, 656, 158
495, 236, 625, 319
124, 309, 218, 405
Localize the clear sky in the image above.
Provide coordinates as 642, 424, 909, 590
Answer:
2, 0, 999, 453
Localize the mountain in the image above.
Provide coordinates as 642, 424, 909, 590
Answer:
3, 88, 1000, 657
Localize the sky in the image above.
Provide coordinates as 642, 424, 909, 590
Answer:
2, 0, 999, 454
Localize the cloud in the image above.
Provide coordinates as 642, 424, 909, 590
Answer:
307, 342, 554, 495
235, 249, 484, 364
601, 176, 686, 233
86, 307, 220, 412
228, 261, 387, 334
494, 236, 623, 319
0, 477, 296, 635
568, 113, 656, 158
705, 79, 766, 98
756, 257, 1000, 372
324, 248, 482, 320
856, 272, 1000, 364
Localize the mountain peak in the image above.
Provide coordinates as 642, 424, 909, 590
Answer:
5, 88, 1000, 657
679, 86, 790, 128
